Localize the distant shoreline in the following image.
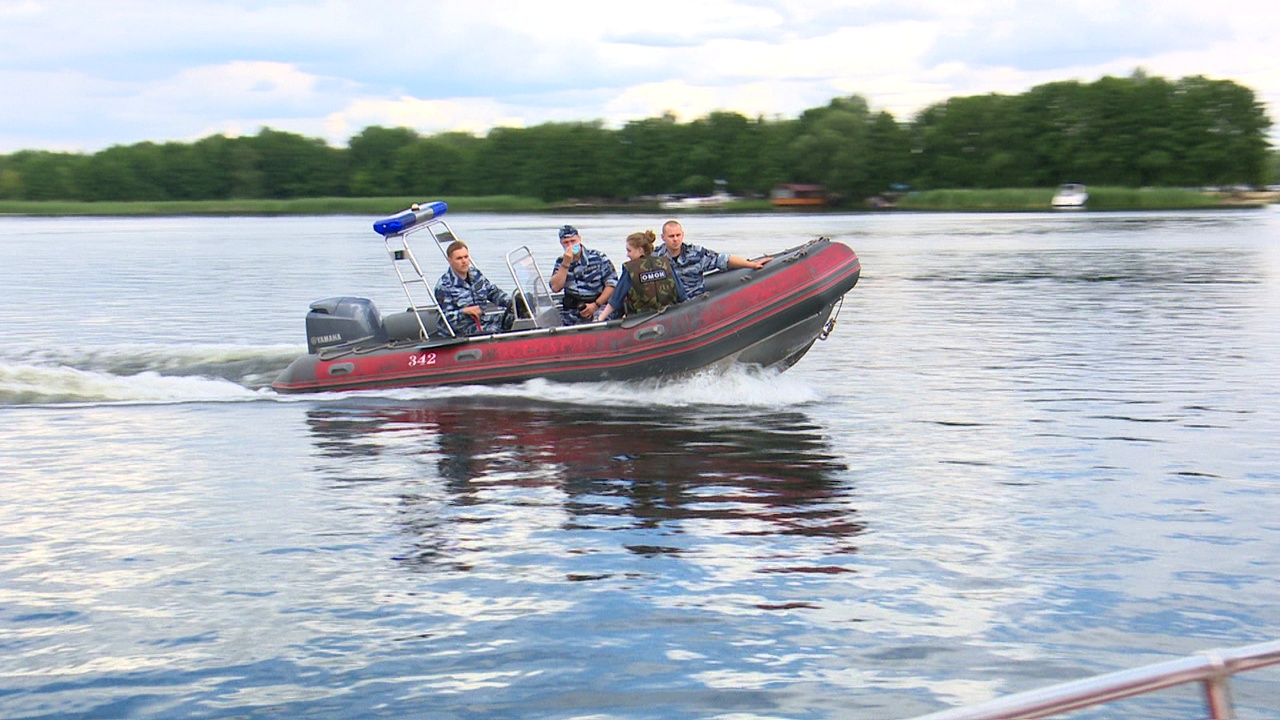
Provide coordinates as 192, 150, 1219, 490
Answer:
0, 189, 1274, 217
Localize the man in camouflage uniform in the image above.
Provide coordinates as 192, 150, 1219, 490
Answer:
549, 225, 617, 325
655, 219, 769, 297
433, 240, 514, 337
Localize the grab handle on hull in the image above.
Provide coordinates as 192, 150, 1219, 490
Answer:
634, 325, 666, 342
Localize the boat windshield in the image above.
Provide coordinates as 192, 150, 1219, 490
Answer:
505, 247, 559, 329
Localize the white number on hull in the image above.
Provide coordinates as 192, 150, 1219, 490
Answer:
408, 353, 437, 367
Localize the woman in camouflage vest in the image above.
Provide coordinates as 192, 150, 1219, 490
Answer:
594, 230, 688, 322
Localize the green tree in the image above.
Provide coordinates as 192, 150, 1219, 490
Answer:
0, 72, 1271, 204
790, 95, 874, 197
863, 111, 913, 193
912, 94, 1021, 188
740, 119, 799, 196
677, 174, 715, 196
472, 122, 623, 201
1172, 76, 1272, 185
680, 111, 754, 192
617, 113, 683, 196
2, 151, 82, 200
1265, 149, 1280, 186
181, 134, 266, 200
248, 128, 346, 198
81, 146, 149, 200
349, 126, 420, 196
393, 132, 480, 197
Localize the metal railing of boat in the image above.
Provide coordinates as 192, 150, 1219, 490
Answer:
908, 639, 1280, 720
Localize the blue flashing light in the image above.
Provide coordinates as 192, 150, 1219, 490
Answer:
373, 200, 448, 236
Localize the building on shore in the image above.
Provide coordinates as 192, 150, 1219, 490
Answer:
771, 184, 827, 208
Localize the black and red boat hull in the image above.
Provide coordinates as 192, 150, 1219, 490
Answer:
270, 239, 859, 393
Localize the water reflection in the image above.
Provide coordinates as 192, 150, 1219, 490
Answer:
305, 398, 862, 574
905, 246, 1262, 288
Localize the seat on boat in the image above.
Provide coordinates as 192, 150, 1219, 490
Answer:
383, 308, 441, 341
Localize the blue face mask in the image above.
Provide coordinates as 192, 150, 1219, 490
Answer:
572, 243, 582, 255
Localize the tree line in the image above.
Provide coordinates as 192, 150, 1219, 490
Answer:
0, 72, 1271, 206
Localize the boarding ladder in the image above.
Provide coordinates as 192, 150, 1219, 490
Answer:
381, 213, 461, 338
372, 201, 557, 339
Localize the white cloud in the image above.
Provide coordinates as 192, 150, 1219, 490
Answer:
324, 96, 521, 142
144, 62, 332, 114
0, 0, 1277, 153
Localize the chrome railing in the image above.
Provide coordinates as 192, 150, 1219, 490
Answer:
909, 639, 1280, 720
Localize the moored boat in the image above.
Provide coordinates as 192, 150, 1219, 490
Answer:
270, 201, 860, 393
659, 190, 735, 210
1051, 182, 1089, 208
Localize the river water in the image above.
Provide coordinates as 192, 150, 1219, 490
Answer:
2, 208, 1278, 719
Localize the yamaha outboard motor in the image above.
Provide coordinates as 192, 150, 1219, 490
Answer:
305, 296, 388, 354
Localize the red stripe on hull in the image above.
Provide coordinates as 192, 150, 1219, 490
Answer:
272, 241, 859, 393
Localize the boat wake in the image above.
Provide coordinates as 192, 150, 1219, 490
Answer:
2, 344, 822, 410
344, 367, 824, 410
0, 343, 300, 407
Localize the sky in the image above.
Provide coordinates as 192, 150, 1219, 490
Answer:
1, 0, 1278, 154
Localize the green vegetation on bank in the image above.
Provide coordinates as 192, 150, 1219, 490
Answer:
895, 186, 1228, 212
0, 188, 1268, 217
1, 71, 1273, 212
0, 195, 551, 217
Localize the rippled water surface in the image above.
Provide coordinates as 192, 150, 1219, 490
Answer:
2, 209, 1279, 719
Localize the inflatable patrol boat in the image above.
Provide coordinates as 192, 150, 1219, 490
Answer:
270, 201, 860, 393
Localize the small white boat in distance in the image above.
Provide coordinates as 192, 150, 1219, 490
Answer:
1051, 183, 1088, 208
660, 190, 734, 210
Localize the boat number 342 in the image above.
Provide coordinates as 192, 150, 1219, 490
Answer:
408, 353, 437, 367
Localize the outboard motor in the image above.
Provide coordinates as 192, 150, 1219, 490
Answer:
305, 296, 388, 354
